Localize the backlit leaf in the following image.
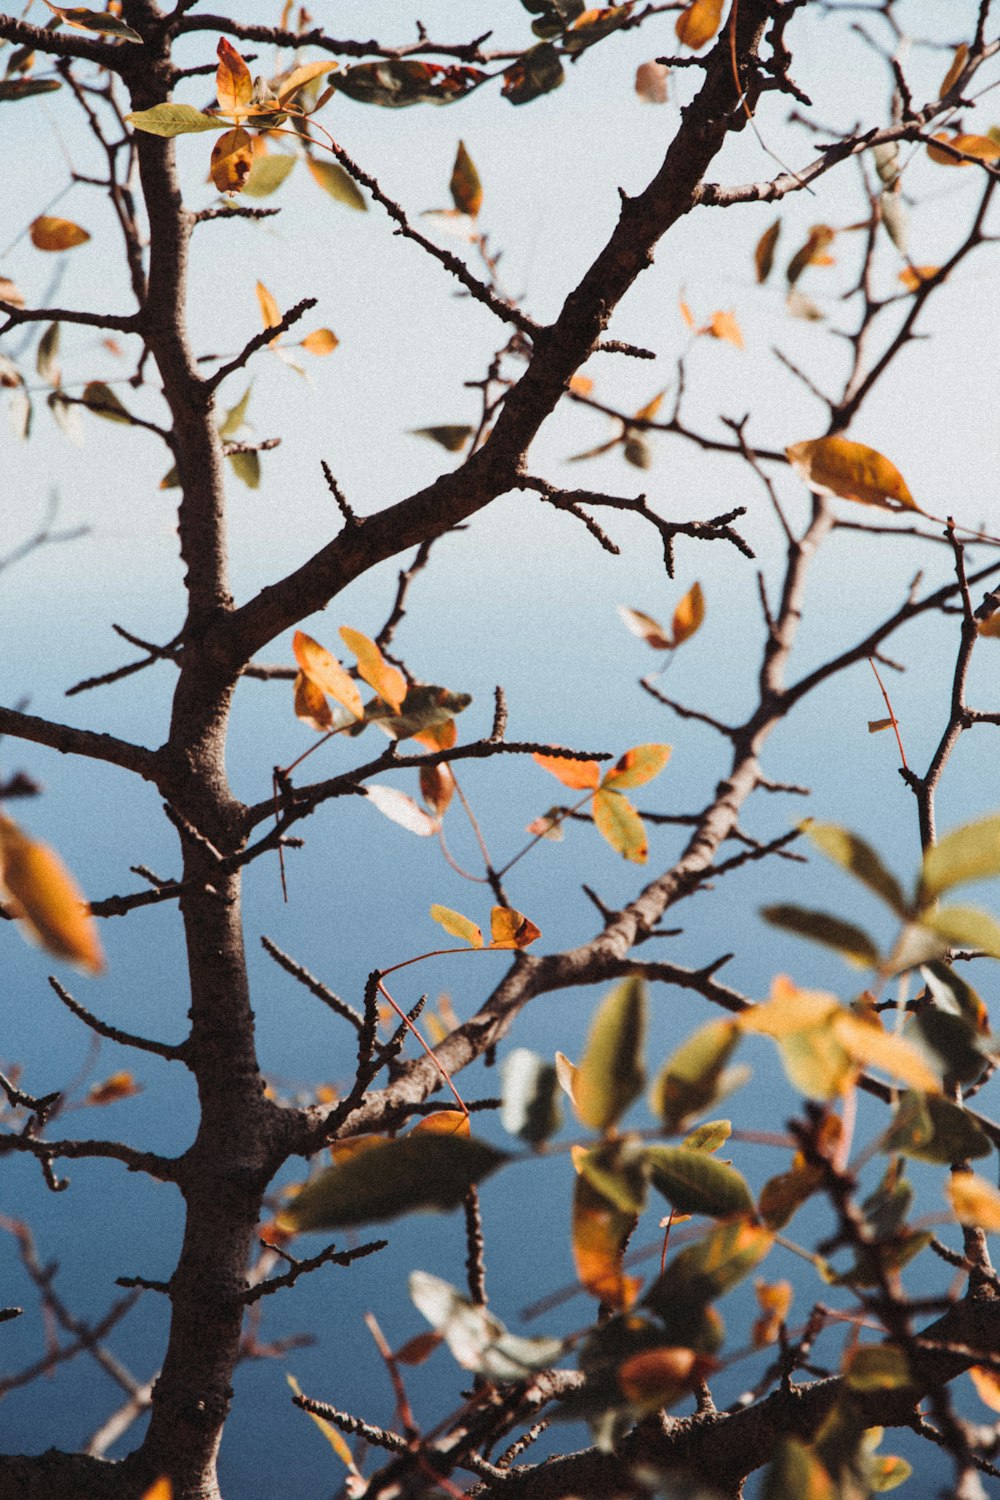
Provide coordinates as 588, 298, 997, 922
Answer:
500, 1049, 562, 1144
758, 1157, 822, 1229
939, 43, 969, 98
706, 310, 743, 348
575, 976, 646, 1131
126, 103, 222, 135
255, 279, 282, 336
650, 1019, 741, 1132
635, 60, 669, 103
0, 814, 105, 974
633, 389, 666, 424
602, 744, 671, 791
919, 815, 1000, 902
555, 1050, 578, 1105
216, 37, 253, 116
923, 903, 1000, 959
760, 904, 881, 968
671, 581, 704, 645
572, 1171, 641, 1310
429, 904, 483, 948
364, 785, 439, 836
880, 190, 908, 254
682, 1120, 731, 1152
43, 3, 142, 41
339, 628, 407, 712
617, 606, 671, 651
139, 1483, 174, 1500
275, 59, 339, 107
217, 384, 252, 440
805, 822, 908, 914
644, 1219, 774, 1319
643, 1145, 754, 1217
242, 151, 296, 198
533, 751, 601, 790
490, 906, 541, 949
300, 328, 338, 356
870, 1455, 912, 1493
409, 1111, 470, 1137
307, 157, 367, 209
899, 265, 940, 292
293, 670, 334, 731
281, 1135, 506, 1230
30, 216, 90, 251
287, 1375, 356, 1468
211, 126, 254, 194
592, 788, 647, 863
948, 1171, 1000, 1231
868, 717, 895, 733
927, 132, 1000, 166
754, 219, 781, 283
292, 631, 363, 719
675, 0, 724, 49
409, 1271, 563, 1379
844, 1344, 912, 1392
227, 449, 260, 489
786, 437, 917, 513
786, 224, 835, 285
449, 140, 482, 217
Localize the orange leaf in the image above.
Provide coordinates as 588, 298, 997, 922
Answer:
139, 1483, 173, 1500
287, 1374, 356, 1469
786, 224, 836, 285
927, 132, 1000, 166
29, 216, 90, 251
339, 627, 407, 713
394, 1330, 444, 1366
754, 219, 780, 283
671, 580, 705, 646
939, 43, 969, 98
293, 669, 335, 732
211, 126, 254, 195
489, 906, 542, 949
292, 631, 363, 719
592, 787, 648, 863
449, 140, 483, 218
633, 388, 666, 424
0, 816, 105, 974
413, 718, 457, 752
300, 328, 339, 356
618, 606, 672, 651
568, 373, 594, 396
572, 1173, 641, 1310
533, 751, 601, 790
679, 295, 696, 329
0, 276, 25, 308
675, 0, 724, 49
87, 1071, 141, 1105
785, 436, 918, 513
978, 612, 1000, 640
216, 36, 253, 116
617, 1347, 716, 1409
752, 1277, 793, 1346
602, 744, 671, 791
898, 265, 940, 292
410, 1110, 471, 1137
255, 279, 282, 336
429, 904, 483, 948
969, 1365, 1000, 1413
705, 310, 743, 349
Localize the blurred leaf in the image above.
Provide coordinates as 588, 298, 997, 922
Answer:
411, 424, 474, 452
760, 904, 880, 968
572, 1171, 641, 1310
292, 631, 363, 719
409, 1271, 563, 1378
241, 151, 296, 198
82, 381, 132, 423
306, 157, 367, 209
47, 391, 83, 444
635, 60, 669, 103
255, 279, 282, 336
555, 1050, 578, 1105
30, 215, 90, 251
880, 190, 908, 253
923, 903, 1000, 959
363, 685, 471, 740
899, 265, 940, 292
617, 1346, 716, 1413
759, 1156, 822, 1230
650, 1019, 741, 1132
705, 309, 743, 348
805, 823, 908, 914
576, 1140, 648, 1216
761, 1440, 837, 1500
948, 1171, 1000, 1231
880, 1090, 991, 1163
43, 3, 142, 40
500, 1049, 562, 1143
785, 288, 824, 321
287, 1375, 356, 1469
602, 743, 671, 791
592, 788, 647, 862
36, 321, 60, 387
364, 785, 439, 836
912, 1008, 987, 1084
575, 976, 646, 1132
300, 327, 338, 356
753, 1277, 793, 1347
449, 140, 482, 216
786, 224, 835, 285
293, 670, 334, 731
682, 1120, 731, 1152
754, 219, 781, 283
409, 1110, 470, 1137
0, 814, 105, 974
671, 581, 704, 645
675, 0, 724, 49
868, 717, 895, 733
870, 1455, 912, 1493
502, 43, 564, 105
533, 751, 601, 790
0, 77, 62, 101
618, 606, 671, 650
623, 434, 652, 470
939, 42, 969, 98
217, 383, 252, 439
927, 132, 1000, 165
87, 1070, 140, 1104
844, 1344, 912, 1392
490, 905, 541, 949
126, 103, 221, 135
644, 1219, 774, 1320
786, 437, 917, 513
969, 1365, 1000, 1412
281, 1135, 506, 1230
919, 815, 1000, 902
921, 961, 989, 1034
0, 276, 25, 308
227, 449, 260, 488
430, 904, 483, 948
643, 1145, 754, 1217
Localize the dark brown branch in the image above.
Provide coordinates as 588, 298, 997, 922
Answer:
47, 977, 185, 1061
0, 706, 156, 778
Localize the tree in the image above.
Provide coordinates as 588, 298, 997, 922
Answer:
2, 1, 1000, 1496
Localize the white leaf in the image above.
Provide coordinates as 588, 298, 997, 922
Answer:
365, 785, 440, 836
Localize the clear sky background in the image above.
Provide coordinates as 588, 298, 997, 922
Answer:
2, 1, 1000, 1493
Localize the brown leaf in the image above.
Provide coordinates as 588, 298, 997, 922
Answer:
30, 216, 90, 251
449, 140, 483, 218
635, 60, 669, 104
87, 1071, 141, 1105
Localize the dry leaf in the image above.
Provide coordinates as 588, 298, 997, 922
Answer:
0, 815, 105, 974
785, 436, 918, 512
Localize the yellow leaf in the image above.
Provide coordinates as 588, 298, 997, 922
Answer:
752, 1277, 793, 1346
705, 310, 743, 349
216, 36, 253, 117
87, 1071, 141, 1105
832, 1013, 941, 1094
969, 1364, 1000, 1412
785, 436, 918, 512
633, 388, 666, 424
429, 904, 483, 948
602, 744, 672, 791
978, 611, 1000, 639
675, 0, 724, 50
287, 1375, 356, 1469
489, 906, 542, 949
339, 627, 407, 713
741, 976, 840, 1038
293, 669, 335, 732
0, 815, 105, 975
898, 265, 940, 292
211, 127, 254, 195
29, 215, 90, 251
568, 373, 594, 396
300, 328, 339, 356
939, 43, 969, 98
255, 279, 282, 336
592, 787, 647, 863
671, 581, 705, 646
275, 59, 339, 107
410, 1110, 471, 1137
927, 132, 1000, 166
292, 631, 363, 719
948, 1171, 1000, 1231
533, 751, 601, 790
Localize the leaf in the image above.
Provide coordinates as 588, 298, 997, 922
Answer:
126, 103, 222, 136
644, 1219, 774, 1320
0, 78, 63, 101
275, 59, 339, 107
500, 1049, 562, 1144
948, 1171, 1000, 1231
705, 310, 743, 349
785, 288, 825, 321
635, 60, 669, 103
255, 280, 282, 338
410, 424, 474, 452
786, 224, 836, 285
617, 1346, 717, 1413
86, 1070, 141, 1105
754, 219, 781, 283
870, 1455, 912, 1494
572, 1171, 641, 1311
211, 126, 254, 194
592, 788, 647, 863
921, 960, 989, 1034
969, 1365, 1000, 1412
306, 157, 367, 209
939, 43, 969, 98
675, 0, 724, 50
241, 151, 296, 198
617, 606, 671, 651
979, 610, 1000, 639
602, 744, 671, 791
364, 785, 439, 837
409, 1110, 470, 1137
419, 208, 477, 242
804, 822, 908, 914
30, 215, 90, 251
761, 1440, 837, 1500
741, 978, 853, 1100
365, 685, 471, 741
898, 265, 940, 294
554, 1050, 578, 1105
429, 904, 483, 948
759, 1156, 822, 1230
217, 383, 252, 440
927, 132, 1000, 166
36, 321, 60, 388
48, 391, 83, 444
919, 815, 1000, 902
449, 140, 483, 217
287, 1375, 356, 1469
923, 903, 1000, 959
489, 906, 541, 949
215, 37, 253, 116
786, 437, 917, 513
281, 1135, 507, 1230
574, 976, 646, 1131
868, 718, 895, 733
880, 1090, 991, 1164
409, 1271, 563, 1379
43, 3, 142, 41
502, 43, 564, 105
650, 1020, 742, 1132
339, 628, 407, 712
533, 751, 601, 790
139, 1483, 174, 1500
683, 1120, 731, 1152
419, 763, 454, 817
293, 670, 335, 732
300, 328, 338, 356
227, 449, 260, 489
760, 904, 881, 968
0, 814, 105, 974
913, 1009, 987, 1084
643, 1145, 754, 1217
880, 190, 908, 254
753, 1278, 793, 1346
337, 59, 487, 108
671, 581, 704, 645
81, 381, 132, 423
0, 276, 25, 308
844, 1344, 912, 1392
623, 435, 652, 470
292, 631, 363, 719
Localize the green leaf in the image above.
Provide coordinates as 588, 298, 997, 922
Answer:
601, 744, 671, 791
921, 960, 989, 1032
500, 1049, 562, 1144
761, 1440, 837, 1500
870, 1456, 913, 1493
361, 685, 471, 740
804, 823, 908, 915
283, 1135, 507, 1230
760, 903, 881, 968
650, 1019, 741, 1132
307, 157, 368, 210
501, 43, 565, 105
409, 1271, 563, 1379
449, 140, 482, 217
217, 384, 252, 440
591, 787, 647, 863
913, 1009, 988, 1084
227, 449, 260, 489
576, 1141, 648, 1216
643, 1145, 754, 1217
920, 815, 1000, 902
429, 903, 483, 948
775, 1027, 855, 1102
242, 152, 296, 198
410, 425, 474, 453
844, 1344, 912, 1392
0, 77, 62, 101
81, 381, 132, 423
643, 1220, 774, 1323
682, 1120, 731, 1153
126, 103, 223, 136
923, 903, 1000, 959
759, 1159, 821, 1230
574, 976, 646, 1132
879, 1089, 991, 1164
623, 434, 652, 469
